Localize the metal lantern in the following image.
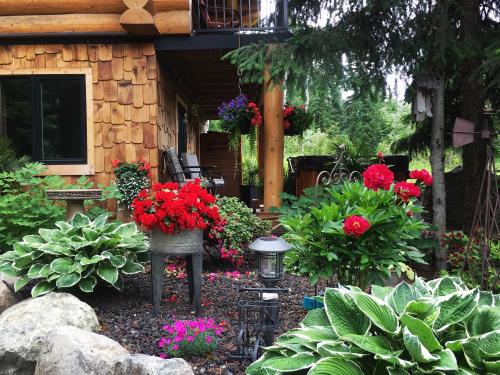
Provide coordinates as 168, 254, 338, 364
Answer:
248, 237, 292, 288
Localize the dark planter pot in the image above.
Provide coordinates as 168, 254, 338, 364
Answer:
240, 185, 262, 208
239, 120, 252, 135
149, 228, 203, 255
284, 126, 303, 136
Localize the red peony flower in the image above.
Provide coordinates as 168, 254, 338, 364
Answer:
394, 181, 421, 202
362, 164, 394, 191
409, 169, 433, 186
343, 215, 371, 237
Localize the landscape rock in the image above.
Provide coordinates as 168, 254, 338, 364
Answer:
0, 272, 19, 289
0, 281, 18, 314
0, 292, 99, 374
125, 354, 194, 375
34, 326, 129, 375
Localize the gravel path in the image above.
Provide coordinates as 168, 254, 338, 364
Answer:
80, 259, 312, 375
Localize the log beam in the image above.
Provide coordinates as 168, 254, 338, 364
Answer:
0, 14, 125, 34
262, 51, 284, 210
0, 0, 189, 15
154, 11, 191, 35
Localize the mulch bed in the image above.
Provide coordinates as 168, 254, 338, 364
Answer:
79, 257, 313, 375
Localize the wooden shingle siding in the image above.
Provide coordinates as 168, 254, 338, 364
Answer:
0, 43, 160, 209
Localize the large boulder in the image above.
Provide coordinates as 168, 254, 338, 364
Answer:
34, 326, 129, 375
125, 354, 194, 375
35, 327, 194, 375
0, 281, 18, 314
0, 272, 19, 289
0, 292, 99, 374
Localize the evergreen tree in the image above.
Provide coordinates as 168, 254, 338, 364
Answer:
227, 0, 500, 270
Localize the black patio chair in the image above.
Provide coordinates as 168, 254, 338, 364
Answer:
161, 147, 224, 195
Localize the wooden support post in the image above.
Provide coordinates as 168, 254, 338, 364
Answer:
262, 53, 284, 210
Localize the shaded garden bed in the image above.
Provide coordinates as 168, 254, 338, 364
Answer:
79, 259, 311, 375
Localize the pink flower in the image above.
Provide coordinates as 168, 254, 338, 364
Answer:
172, 344, 179, 351
159, 353, 167, 359
205, 336, 213, 344
187, 335, 194, 342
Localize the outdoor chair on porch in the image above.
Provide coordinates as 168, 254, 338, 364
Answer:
161, 147, 224, 195
195, 0, 242, 29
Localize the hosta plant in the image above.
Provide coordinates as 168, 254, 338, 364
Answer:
247, 276, 500, 375
0, 213, 148, 297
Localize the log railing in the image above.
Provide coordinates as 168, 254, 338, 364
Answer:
193, 0, 288, 32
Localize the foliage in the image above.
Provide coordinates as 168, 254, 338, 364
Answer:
247, 276, 500, 375
0, 213, 148, 297
218, 94, 262, 151
442, 231, 500, 292
158, 318, 224, 359
0, 163, 65, 252
0, 137, 30, 172
112, 158, 151, 209
283, 104, 312, 136
132, 180, 221, 234
281, 180, 428, 288
209, 196, 271, 266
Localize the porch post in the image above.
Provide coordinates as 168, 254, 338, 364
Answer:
262, 52, 284, 210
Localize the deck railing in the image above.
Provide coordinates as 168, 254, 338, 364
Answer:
193, 0, 288, 32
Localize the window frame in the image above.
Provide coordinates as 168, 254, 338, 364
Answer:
0, 68, 94, 175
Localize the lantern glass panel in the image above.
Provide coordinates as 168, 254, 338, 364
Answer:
258, 252, 284, 282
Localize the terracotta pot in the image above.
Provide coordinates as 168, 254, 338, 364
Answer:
149, 228, 203, 255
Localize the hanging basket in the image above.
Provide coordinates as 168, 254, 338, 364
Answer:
284, 127, 303, 137
149, 228, 203, 255
239, 119, 252, 135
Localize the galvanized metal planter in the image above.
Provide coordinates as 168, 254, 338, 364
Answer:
150, 228, 203, 254
150, 228, 203, 316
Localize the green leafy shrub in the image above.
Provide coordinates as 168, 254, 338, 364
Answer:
248, 276, 500, 375
0, 213, 148, 297
209, 196, 271, 266
0, 163, 65, 252
281, 181, 428, 288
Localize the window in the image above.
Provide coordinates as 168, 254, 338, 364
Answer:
0, 75, 87, 164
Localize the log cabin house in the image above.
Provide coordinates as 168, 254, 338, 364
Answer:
0, 0, 290, 210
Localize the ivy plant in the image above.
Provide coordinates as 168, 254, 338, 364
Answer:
248, 276, 500, 375
0, 213, 149, 297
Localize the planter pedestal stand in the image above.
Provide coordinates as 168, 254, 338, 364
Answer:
46, 189, 103, 219
150, 229, 203, 316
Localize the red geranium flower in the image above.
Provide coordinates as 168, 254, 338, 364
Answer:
377, 152, 384, 160
343, 215, 371, 237
112, 159, 120, 168
362, 164, 394, 191
409, 169, 433, 186
394, 181, 421, 202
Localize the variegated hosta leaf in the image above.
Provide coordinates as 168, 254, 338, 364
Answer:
344, 334, 397, 356
400, 313, 441, 352
403, 298, 440, 326
465, 306, 500, 336
351, 292, 399, 334
301, 308, 331, 328
307, 357, 363, 375
433, 289, 479, 332
388, 282, 421, 315
403, 327, 440, 363
316, 341, 366, 359
262, 352, 318, 372
324, 288, 370, 337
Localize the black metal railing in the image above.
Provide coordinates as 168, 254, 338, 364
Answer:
193, 0, 288, 32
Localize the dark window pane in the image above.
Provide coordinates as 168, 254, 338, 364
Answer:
0, 78, 33, 158
40, 79, 85, 162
